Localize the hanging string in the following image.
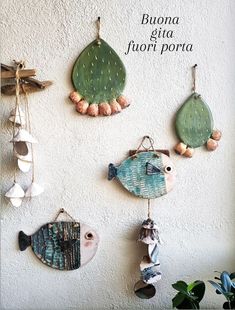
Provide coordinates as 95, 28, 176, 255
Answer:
147, 199, 151, 219
97, 17, 101, 44
53, 208, 77, 222
192, 64, 197, 93
134, 136, 155, 156
12, 61, 24, 182
22, 85, 35, 182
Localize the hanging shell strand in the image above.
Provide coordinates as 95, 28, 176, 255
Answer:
134, 218, 162, 299
4, 61, 44, 207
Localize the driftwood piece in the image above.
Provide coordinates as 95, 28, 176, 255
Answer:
1, 81, 53, 95
1, 63, 53, 95
129, 150, 170, 157
1, 69, 36, 79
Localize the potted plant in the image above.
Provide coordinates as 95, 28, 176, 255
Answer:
172, 280, 205, 309
209, 271, 235, 309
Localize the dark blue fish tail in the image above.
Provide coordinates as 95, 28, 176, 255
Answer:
19, 231, 31, 251
108, 163, 117, 180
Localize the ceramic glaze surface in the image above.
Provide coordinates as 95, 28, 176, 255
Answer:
19, 221, 99, 270
108, 151, 176, 199
72, 39, 126, 104
175, 93, 213, 148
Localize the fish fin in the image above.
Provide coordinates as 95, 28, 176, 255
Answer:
108, 163, 117, 180
19, 231, 31, 251
146, 162, 161, 175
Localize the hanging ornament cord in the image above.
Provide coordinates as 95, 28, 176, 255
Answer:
22, 85, 35, 182
12, 61, 25, 182
53, 208, 77, 222
192, 64, 197, 93
147, 199, 151, 219
134, 136, 155, 156
96, 17, 101, 44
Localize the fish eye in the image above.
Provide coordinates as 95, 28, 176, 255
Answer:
85, 232, 94, 240
165, 165, 172, 173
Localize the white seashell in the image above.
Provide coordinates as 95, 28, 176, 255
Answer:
25, 182, 44, 198
9, 115, 26, 126
5, 182, 25, 198
9, 107, 26, 125
14, 146, 32, 161
10, 129, 38, 144
9, 198, 23, 207
10, 106, 24, 117
17, 159, 31, 173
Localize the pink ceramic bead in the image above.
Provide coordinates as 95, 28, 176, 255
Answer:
117, 95, 130, 109
110, 100, 122, 114
99, 103, 112, 116
207, 138, 218, 151
76, 100, 89, 114
184, 147, 194, 158
69, 91, 82, 104
212, 129, 222, 141
87, 103, 99, 117
174, 142, 187, 155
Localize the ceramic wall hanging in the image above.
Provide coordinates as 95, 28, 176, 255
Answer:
19, 208, 99, 270
2, 60, 52, 207
69, 17, 130, 117
108, 136, 177, 299
174, 64, 222, 157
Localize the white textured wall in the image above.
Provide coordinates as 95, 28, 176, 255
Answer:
1, 0, 235, 309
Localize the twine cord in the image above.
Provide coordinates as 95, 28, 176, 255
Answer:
192, 64, 197, 93
147, 199, 151, 219
22, 85, 35, 182
12, 62, 24, 182
97, 17, 101, 43
53, 208, 77, 222
134, 136, 155, 156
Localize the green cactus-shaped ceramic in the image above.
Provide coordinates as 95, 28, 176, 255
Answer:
175, 93, 214, 148
72, 39, 126, 103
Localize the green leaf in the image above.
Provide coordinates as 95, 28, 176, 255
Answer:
185, 294, 198, 301
172, 281, 188, 294
172, 292, 186, 308
209, 280, 226, 295
187, 282, 198, 292
191, 281, 206, 303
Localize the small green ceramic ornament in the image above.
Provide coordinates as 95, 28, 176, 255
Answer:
69, 17, 130, 117
174, 65, 222, 157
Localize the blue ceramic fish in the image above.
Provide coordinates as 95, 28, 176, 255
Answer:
19, 221, 99, 270
108, 151, 176, 199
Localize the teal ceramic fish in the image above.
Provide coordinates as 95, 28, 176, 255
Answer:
19, 221, 99, 270
108, 151, 176, 199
